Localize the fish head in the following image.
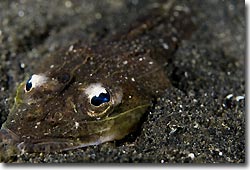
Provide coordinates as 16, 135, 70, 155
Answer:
0, 46, 159, 153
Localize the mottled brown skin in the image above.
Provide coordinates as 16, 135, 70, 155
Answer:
0, 0, 195, 158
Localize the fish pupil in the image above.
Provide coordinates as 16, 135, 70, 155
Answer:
26, 79, 32, 91
91, 92, 110, 106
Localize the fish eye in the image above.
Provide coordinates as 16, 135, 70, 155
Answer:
84, 83, 114, 118
24, 74, 48, 92
25, 78, 33, 92
85, 83, 111, 107
91, 91, 110, 106
83, 83, 123, 118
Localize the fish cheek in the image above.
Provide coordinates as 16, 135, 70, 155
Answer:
44, 111, 64, 125
75, 93, 95, 120
40, 98, 71, 125
118, 84, 151, 111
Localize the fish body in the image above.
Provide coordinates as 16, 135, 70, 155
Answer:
0, 0, 195, 156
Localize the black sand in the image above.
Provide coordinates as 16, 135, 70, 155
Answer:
0, 0, 245, 163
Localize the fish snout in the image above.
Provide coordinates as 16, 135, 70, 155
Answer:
0, 128, 20, 162
0, 128, 19, 145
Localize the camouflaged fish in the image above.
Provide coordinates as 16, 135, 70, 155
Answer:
0, 0, 195, 156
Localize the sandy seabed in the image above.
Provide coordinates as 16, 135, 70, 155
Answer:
0, 0, 245, 163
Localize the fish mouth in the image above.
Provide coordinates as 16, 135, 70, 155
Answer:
0, 128, 96, 153
17, 140, 77, 153
13, 138, 102, 153
0, 128, 20, 145
0, 104, 151, 153
0, 128, 77, 153
0, 128, 21, 159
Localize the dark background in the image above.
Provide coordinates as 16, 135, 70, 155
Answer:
0, 0, 245, 163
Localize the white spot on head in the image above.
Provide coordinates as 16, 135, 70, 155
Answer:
131, 77, 135, 82
25, 74, 48, 92
85, 83, 107, 99
75, 122, 79, 129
